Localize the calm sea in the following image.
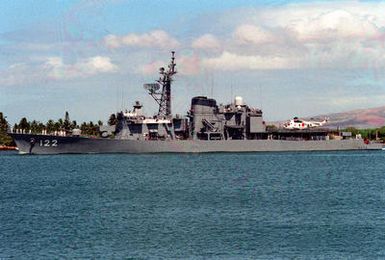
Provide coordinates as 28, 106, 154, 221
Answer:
1, 151, 385, 259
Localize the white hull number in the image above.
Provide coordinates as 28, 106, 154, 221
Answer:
39, 139, 58, 147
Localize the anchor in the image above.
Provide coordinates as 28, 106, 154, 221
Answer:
29, 138, 36, 154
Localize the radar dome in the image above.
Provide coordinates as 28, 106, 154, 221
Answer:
234, 96, 244, 106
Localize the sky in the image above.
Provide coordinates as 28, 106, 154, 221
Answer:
1, 0, 385, 124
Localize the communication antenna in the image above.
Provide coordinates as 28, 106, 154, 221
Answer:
143, 51, 177, 118
121, 87, 124, 111
210, 74, 214, 98
115, 84, 119, 112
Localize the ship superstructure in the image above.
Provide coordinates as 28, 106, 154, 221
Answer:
103, 52, 267, 142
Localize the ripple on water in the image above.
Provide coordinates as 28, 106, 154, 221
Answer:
1, 151, 385, 258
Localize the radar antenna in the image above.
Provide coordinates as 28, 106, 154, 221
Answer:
143, 51, 177, 118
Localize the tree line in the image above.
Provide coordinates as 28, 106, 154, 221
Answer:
12, 112, 106, 136
342, 127, 385, 141
0, 112, 121, 146
0, 112, 14, 146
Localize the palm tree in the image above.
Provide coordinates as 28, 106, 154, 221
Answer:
0, 112, 8, 132
71, 120, 78, 129
30, 120, 39, 133
64, 111, 70, 122
0, 112, 13, 146
80, 122, 88, 135
38, 123, 45, 133
53, 122, 61, 132
46, 119, 55, 133
19, 117, 30, 132
63, 111, 71, 131
57, 118, 64, 130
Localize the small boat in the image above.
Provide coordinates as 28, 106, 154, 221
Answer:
0, 145, 18, 151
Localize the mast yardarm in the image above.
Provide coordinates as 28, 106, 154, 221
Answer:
143, 51, 177, 118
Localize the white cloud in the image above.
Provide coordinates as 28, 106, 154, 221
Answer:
104, 30, 180, 49
202, 51, 295, 70
0, 63, 34, 86
103, 34, 121, 48
139, 60, 165, 75
233, 24, 276, 45
178, 55, 202, 75
86, 56, 117, 72
4, 1, 385, 84
287, 10, 381, 43
47, 56, 118, 80
194, 2, 385, 71
192, 34, 221, 49
0, 56, 118, 86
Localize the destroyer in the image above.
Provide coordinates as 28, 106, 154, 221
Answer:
10, 52, 381, 154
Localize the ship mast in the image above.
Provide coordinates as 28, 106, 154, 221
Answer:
144, 51, 177, 118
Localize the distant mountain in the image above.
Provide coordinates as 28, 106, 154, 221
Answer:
272, 106, 385, 129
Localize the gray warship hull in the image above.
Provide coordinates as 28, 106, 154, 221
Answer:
10, 134, 381, 155
9, 53, 384, 154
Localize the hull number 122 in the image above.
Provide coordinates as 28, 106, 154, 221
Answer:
39, 140, 58, 147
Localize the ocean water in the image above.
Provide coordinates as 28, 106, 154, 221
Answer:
1, 151, 385, 259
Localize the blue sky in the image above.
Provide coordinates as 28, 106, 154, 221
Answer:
1, 0, 385, 124
0, 0, 282, 36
